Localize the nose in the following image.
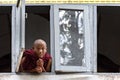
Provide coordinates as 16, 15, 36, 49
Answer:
39, 49, 42, 53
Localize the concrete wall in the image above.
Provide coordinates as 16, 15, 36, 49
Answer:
0, 74, 120, 80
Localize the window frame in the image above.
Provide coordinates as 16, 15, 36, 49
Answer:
0, 4, 16, 73
53, 4, 93, 72
0, 4, 95, 74
92, 4, 120, 73
16, 4, 120, 74
16, 4, 95, 73
15, 0, 25, 73
94, 5, 120, 73
2, 3, 120, 74
12, 5, 17, 73
17, 4, 55, 73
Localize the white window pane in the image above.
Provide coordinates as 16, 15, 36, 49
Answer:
59, 9, 85, 66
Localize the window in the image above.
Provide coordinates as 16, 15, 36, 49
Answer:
16, 4, 93, 73
0, 6, 12, 72
2, 4, 120, 74
25, 6, 50, 54
53, 5, 92, 72
97, 6, 120, 72
16, 5, 52, 73
0, 5, 16, 72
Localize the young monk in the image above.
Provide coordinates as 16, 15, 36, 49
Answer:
19, 39, 52, 73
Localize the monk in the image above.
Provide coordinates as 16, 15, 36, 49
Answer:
19, 39, 52, 73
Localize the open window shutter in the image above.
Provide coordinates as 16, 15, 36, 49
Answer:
15, 0, 25, 72
53, 5, 92, 72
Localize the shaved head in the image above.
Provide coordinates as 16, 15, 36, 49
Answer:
33, 39, 47, 48
33, 39, 47, 58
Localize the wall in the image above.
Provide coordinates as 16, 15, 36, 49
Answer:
0, 74, 120, 80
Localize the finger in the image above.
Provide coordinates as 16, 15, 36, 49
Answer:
36, 67, 42, 72
39, 58, 43, 61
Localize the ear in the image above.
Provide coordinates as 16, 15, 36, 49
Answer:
45, 48, 47, 53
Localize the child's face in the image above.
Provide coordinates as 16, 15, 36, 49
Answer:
33, 43, 47, 58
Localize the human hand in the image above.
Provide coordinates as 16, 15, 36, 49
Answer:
35, 67, 42, 73
36, 59, 44, 67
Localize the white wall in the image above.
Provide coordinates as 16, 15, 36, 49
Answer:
0, 74, 120, 80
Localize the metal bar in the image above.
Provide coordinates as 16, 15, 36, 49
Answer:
50, 5, 55, 73
20, 0, 25, 49
93, 5, 97, 73
15, 6, 21, 73
12, 5, 16, 72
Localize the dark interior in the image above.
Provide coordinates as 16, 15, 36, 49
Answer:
0, 6, 11, 72
97, 6, 120, 72
25, 6, 50, 54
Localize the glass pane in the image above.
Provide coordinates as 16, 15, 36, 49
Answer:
59, 9, 85, 66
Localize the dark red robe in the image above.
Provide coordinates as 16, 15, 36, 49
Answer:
22, 49, 52, 71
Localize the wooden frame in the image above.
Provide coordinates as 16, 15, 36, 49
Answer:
15, 0, 26, 73
13, 3, 120, 74
0, 4, 16, 72
2, 2, 120, 74
12, 5, 17, 72
15, 4, 120, 74
15, 4, 55, 73
53, 5, 92, 72
0, 4, 96, 74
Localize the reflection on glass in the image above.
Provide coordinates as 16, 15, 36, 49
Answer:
59, 9, 85, 66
